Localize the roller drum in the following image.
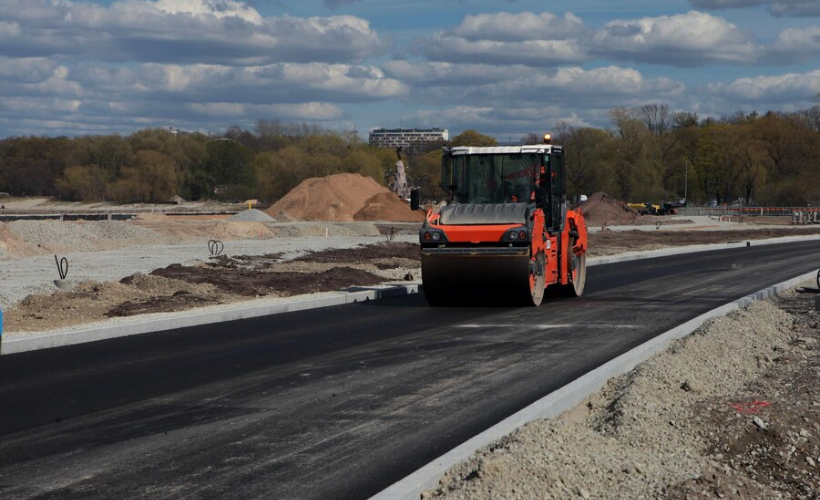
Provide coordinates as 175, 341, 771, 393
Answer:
421, 249, 535, 306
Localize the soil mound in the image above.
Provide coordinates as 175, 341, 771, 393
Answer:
579, 192, 638, 225
211, 221, 272, 240
354, 192, 425, 222
267, 173, 409, 222
0, 221, 41, 257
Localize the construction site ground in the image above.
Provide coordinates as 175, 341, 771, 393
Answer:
2, 209, 820, 499
3, 214, 820, 334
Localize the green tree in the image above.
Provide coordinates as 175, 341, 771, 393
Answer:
133, 150, 178, 202
56, 165, 109, 201
450, 130, 497, 147
254, 146, 305, 201
205, 138, 256, 199
340, 149, 382, 179
556, 124, 614, 198
107, 167, 149, 203
609, 108, 658, 201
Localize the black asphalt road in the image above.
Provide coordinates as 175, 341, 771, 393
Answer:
1, 240, 819, 499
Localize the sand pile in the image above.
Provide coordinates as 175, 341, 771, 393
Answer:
354, 192, 425, 222
211, 221, 272, 240
579, 192, 638, 225
0, 221, 41, 257
267, 173, 423, 222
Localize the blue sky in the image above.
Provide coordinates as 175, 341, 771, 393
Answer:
0, 0, 818, 140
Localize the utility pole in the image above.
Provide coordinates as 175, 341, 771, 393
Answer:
684, 159, 688, 202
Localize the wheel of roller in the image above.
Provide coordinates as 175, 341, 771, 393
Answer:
555, 239, 586, 298
561, 242, 587, 297
527, 251, 546, 306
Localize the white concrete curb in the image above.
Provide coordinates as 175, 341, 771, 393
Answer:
0, 285, 419, 355
587, 233, 820, 267
370, 270, 818, 500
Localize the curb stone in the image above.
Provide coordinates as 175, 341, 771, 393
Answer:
0, 285, 419, 355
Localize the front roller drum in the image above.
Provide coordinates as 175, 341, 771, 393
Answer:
422, 252, 545, 307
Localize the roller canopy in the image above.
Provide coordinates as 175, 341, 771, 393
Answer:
439, 203, 530, 225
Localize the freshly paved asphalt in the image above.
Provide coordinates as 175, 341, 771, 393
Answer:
1, 240, 819, 499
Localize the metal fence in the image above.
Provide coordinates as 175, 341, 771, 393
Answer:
677, 207, 820, 217
677, 206, 820, 224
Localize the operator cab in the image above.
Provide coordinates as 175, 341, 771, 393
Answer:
441, 141, 566, 232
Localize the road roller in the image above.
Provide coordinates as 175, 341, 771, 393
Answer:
419, 134, 588, 306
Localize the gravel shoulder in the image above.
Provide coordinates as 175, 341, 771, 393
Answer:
424, 287, 820, 500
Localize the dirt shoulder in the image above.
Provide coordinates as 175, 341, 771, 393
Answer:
425, 288, 820, 500
2, 242, 420, 333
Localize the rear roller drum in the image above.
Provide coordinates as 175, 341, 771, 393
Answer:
528, 252, 545, 306
556, 241, 586, 297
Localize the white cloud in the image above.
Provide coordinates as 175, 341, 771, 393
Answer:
381, 61, 540, 86
380, 63, 686, 136
0, 60, 405, 136
706, 70, 820, 103
416, 10, 763, 68
592, 11, 758, 65
420, 12, 590, 66
766, 26, 820, 64
399, 105, 594, 137
386, 62, 684, 106
186, 102, 343, 120
0, 57, 58, 83
0, 0, 388, 64
450, 12, 590, 42
63, 62, 407, 103
768, 1, 820, 16
689, 0, 820, 17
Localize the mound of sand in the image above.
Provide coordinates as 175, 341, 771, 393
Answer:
210, 221, 272, 240
354, 192, 425, 222
267, 173, 423, 222
0, 222, 41, 257
579, 192, 638, 225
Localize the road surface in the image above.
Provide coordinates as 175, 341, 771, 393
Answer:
1, 241, 818, 499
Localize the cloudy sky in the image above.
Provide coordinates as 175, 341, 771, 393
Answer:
1, 0, 819, 139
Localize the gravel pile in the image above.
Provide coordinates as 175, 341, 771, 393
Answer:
8, 220, 161, 249
231, 209, 275, 222
427, 299, 808, 499
9, 220, 100, 250
81, 220, 162, 240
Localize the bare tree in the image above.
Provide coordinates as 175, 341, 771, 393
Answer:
639, 103, 672, 137
673, 112, 699, 129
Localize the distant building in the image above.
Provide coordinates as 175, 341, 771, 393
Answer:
368, 128, 449, 154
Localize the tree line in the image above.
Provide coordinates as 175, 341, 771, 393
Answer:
1, 106, 819, 206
